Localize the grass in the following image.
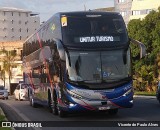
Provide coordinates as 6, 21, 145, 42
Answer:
134, 91, 156, 96
0, 114, 5, 121
0, 111, 12, 130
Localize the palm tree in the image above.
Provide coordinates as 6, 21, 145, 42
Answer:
0, 49, 17, 89
1, 68, 5, 86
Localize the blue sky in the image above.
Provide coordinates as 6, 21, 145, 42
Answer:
0, 0, 114, 22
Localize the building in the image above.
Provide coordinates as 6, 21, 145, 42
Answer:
114, 0, 160, 25
0, 7, 40, 93
114, 0, 132, 25
0, 7, 40, 42
130, 0, 160, 20
0, 41, 23, 92
94, 7, 115, 12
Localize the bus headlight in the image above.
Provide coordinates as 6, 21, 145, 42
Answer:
69, 103, 76, 107
123, 89, 132, 97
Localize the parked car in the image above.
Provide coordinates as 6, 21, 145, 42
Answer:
156, 81, 160, 103
0, 85, 8, 100
14, 83, 29, 101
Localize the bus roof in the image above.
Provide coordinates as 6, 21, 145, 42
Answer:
57, 11, 121, 17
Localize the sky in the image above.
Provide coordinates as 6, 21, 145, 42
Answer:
0, 0, 114, 22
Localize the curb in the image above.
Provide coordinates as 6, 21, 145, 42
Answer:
133, 95, 156, 98
0, 107, 15, 130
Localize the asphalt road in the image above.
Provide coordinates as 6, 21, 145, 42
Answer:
0, 96, 160, 130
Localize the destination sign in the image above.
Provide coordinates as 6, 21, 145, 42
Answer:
74, 36, 120, 43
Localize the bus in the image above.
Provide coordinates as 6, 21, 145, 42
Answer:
23, 11, 146, 117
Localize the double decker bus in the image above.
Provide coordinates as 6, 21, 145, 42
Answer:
23, 11, 146, 117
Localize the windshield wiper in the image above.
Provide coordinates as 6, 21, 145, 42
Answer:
65, 48, 71, 66
117, 77, 132, 81
77, 80, 101, 83
101, 77, 132, 83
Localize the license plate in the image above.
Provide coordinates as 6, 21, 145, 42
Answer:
99, 106, 110, 110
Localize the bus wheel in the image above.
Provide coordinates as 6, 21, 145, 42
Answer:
58, 108, 67, 118
52, 93, 58, 115
108, 109, 118, 115
49, 92, 58, 115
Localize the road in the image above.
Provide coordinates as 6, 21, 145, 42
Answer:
0, 96, 160, 130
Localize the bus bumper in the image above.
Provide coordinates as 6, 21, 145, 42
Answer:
58, 83, 133, 112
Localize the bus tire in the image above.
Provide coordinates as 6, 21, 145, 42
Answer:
52, 92, 58, 115
58, 108, 67, 118
48, 91, 58, 115
30, 97, 37, 108
108, 109, 118, 115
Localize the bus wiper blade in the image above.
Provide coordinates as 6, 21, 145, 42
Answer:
108, 77, 131, 82
118, 77, 132, 81
77, 80, 101, 83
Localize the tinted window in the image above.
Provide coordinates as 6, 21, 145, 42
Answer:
62, 14, 128, 45
66, 49, 131, 84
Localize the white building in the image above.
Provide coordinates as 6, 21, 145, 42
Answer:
0, 7, 40, 42
0, 7, 40, 93
130, 0, 160, 20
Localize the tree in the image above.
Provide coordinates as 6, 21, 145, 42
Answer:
0, 49, 17, 89
128, 7, 160, 91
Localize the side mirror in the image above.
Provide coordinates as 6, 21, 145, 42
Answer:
130, 38, 146, 59
56, 40, 65, 61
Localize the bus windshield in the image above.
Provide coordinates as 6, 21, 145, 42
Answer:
66, 49, 131, 83
62, 14, 128, 44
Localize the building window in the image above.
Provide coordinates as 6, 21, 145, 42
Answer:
19, 28, 22, 32
26, 13, 28, 17
11, 36, 14, 38
3, 19, 6, 23
11, 12, 13, 16
26, 28, 29, 33
19, 21, 21, 24
11, 20, 14, 24
132, 10, 141, 15
120, 11, 127, 16
19, 12, 21, 16
25, 21, 28, 25
20, 36, 22, 40
118, 0, 125, 3
3, 27, 6, 31
146, 9, 152, 14
11, 28, 14, 32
